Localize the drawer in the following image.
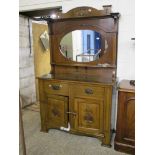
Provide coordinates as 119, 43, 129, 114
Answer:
71, 84, 105, 99
44, 81, 69, 96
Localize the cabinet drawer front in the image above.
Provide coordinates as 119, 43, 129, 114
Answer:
72, 84, 105, 99
44, 81, 69, 96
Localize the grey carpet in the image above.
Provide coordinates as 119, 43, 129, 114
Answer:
20, 109, 129, 155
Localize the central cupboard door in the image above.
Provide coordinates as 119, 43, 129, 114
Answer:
73, 98, 104, 135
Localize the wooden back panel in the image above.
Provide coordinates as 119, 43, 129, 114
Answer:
47, 6, 119, 83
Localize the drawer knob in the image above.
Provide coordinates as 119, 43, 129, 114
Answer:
85, 88, 93, 94
49, 84, 62, 90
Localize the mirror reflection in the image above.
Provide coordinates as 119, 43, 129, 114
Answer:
60, 30, 108, 62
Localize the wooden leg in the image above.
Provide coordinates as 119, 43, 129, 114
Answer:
40, 126, 48, 133
101, 132, 112, 147
101, 142, 112, 148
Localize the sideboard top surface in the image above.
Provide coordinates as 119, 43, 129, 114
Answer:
38, 74, 115, 86
119, 80, 135, 92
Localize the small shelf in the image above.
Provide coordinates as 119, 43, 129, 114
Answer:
51, 63, 116, 68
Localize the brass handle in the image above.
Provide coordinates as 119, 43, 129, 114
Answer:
49, 84, 62, 90
66, 112, 77, 116
85, 88, 93, 94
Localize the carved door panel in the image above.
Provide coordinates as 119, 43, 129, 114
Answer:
123, 93, 135, 143
47, 95, 68, 128
73, 98, 104, 135
118, 92, 135, 145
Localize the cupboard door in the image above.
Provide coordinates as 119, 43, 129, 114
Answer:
47, 95, 68, 128
73, 98, 104, 135
123, 93, 135, 143
116, 91, 135, 145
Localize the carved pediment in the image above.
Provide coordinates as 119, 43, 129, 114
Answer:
40, 5, 120, 21
61, 6, 111, 18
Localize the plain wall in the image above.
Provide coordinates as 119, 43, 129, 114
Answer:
19, 15, 36, 107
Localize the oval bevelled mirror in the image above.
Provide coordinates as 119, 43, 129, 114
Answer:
59, 30, 108, 62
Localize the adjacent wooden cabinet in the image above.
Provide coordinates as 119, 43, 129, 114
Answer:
114, 80, 135, 154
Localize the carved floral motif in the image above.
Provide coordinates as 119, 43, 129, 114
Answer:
84, 113, 94, 123
51, 107, 60, 117
84, 108, 94, 123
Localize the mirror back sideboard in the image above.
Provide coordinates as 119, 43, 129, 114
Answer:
38, 6, 120, 146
